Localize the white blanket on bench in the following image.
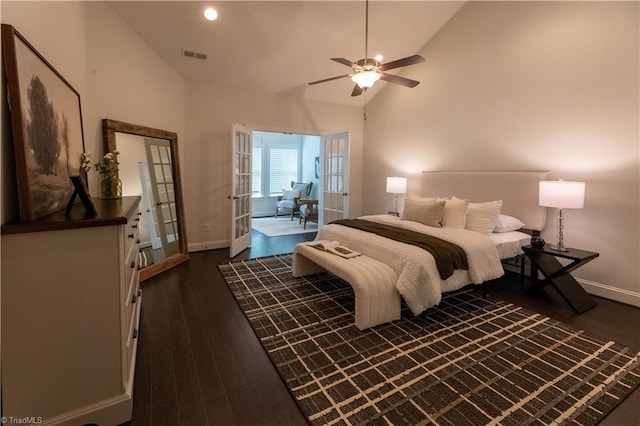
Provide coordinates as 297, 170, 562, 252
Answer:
293, 244, 400, 330
316, 215, 504, 315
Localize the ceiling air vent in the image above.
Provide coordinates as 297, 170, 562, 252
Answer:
182, 49, 207, 60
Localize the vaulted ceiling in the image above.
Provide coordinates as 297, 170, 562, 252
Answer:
109, 1, 465, 106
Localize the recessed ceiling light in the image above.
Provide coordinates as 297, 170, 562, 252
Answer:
204, 7, 218, 21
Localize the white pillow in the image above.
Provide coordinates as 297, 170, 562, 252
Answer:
292, 182, 310, 196
440, 197, 469, 228
401, 197, 445, 228
493, 214, 525, 233
406, 195, 436, 203
463, 199, 503, 235
282, 189, 300, 200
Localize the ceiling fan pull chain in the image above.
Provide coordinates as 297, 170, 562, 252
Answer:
363, 91, 367, 121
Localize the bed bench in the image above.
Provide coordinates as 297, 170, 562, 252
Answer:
292, 243, 401, 330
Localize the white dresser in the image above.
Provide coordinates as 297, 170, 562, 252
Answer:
1, 196, 142, 425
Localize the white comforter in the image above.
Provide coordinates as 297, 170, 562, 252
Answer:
316, 215, 504, 315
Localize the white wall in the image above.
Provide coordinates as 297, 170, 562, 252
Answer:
1, 2, 87, 95
364, 2, 639, 305
184, 81, 363, 251
84, 2, 185, 196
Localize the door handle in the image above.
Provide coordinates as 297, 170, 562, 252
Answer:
227, 195, 240, 200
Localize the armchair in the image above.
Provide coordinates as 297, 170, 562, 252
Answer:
299, 199, 319, 229
275, 181, 313, 220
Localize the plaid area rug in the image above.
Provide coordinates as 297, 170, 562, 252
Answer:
219, 254, 640, 425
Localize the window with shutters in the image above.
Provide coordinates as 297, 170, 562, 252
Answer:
252, 147, 262, 197
251, 140, 300, 198
268, 147, 298, 196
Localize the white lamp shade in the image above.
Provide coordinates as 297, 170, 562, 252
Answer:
352, 71, 381, 89
386, 176, 407, 194
539, 181, 585, 209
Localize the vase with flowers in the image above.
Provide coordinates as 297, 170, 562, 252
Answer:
82, 150, 122, 199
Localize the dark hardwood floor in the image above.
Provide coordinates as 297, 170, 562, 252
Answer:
123, 231, 640, 425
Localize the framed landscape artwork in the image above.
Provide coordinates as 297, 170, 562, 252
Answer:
1, 24, 86, 222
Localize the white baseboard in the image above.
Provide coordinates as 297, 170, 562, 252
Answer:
189, 239, 229, 252
578, 278, 640, 308
252, 211, 275, 218
45, 393, 132, 425
502, 261, 640, 308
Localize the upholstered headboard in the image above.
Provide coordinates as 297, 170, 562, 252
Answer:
420, 171, 549, 232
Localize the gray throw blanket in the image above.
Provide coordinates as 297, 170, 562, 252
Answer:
331, 218, 468, 279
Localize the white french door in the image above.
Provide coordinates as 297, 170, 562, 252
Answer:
145, 138, 179, 256
320, 132, 349, 225
230, 124, 253, 257
137, 162, 161, 250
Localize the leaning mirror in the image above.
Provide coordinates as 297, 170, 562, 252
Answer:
103, 119, 189, 281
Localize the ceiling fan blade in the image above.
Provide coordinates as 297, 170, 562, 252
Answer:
379, 55, 425, 71
380, 73, 420, 88
351, 84, 364, 97
331, 58, 356, 67
308, 74, 351, 86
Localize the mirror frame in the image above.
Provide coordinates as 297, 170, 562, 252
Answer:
102, 118, 189, 281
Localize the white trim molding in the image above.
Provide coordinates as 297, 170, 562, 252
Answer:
579, 278, 640, 308
189, 239, 229, 252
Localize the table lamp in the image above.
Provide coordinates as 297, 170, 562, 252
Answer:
386, 176, 407, 216
539, 180, 585, 252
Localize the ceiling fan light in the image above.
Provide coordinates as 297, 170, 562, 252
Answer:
351, 71, 381, 89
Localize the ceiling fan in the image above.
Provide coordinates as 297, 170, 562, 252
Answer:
308, 0, 425, 97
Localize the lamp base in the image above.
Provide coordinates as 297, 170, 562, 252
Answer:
550, 208, 570, 252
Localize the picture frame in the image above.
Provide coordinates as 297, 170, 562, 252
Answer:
2, 24, 86, 222
66, 175, 96, 217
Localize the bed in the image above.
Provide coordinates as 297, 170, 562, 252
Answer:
293, 171, 548, 328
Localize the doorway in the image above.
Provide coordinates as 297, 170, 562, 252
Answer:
251, 131, 320, 238
230, 126, 350, 258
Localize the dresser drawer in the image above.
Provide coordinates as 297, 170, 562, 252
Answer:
124, 249, 139, 304
124, 213, 140, 263
124, 272, 140, 330
120, 202, 142, 386
124, 290, 142, 380
123, 218, 140, 300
